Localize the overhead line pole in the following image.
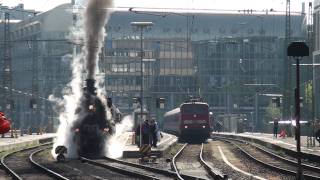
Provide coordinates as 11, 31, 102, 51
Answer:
130, 22, 153, 148
1, 13, 13, 134
31, 33, 40, 135
283, 0, 292, 123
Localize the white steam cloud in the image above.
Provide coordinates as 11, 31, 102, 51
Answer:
51, 0, 114, 158
105, 115, 134, 158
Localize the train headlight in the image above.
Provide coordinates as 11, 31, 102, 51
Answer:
202, 125, 206, 129
184, 125, 188, 129
88, 104, 96, 112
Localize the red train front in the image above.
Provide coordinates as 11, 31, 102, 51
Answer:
0, 112, 11, 134
163, 100, 211, 141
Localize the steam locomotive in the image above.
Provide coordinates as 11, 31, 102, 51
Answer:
73, 79, 117, 157
163, 99, 212, 141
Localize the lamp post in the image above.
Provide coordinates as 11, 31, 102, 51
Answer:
130, 22, 153, 148
288, 41, 309, 180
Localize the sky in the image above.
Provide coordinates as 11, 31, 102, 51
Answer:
0, 0, 313, 13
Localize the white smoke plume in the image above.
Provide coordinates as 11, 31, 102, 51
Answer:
50, 53, 85, 158
105, 115, 134, 158
51, 0, 114, 158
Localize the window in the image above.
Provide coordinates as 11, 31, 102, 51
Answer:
181, 104, 209, 114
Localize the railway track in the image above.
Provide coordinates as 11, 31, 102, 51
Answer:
172, 143, 227, 180
0, 140, 226, 179
80, 156, 168, 180
1, 143, 68, 180
217, 137, 320, 179
81, 155, 197, 180
80, 147, 217, 180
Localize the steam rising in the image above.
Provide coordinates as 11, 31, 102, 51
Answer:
106, 115, 133, 158
85, 0, 113, 79
51, 0, 114, 158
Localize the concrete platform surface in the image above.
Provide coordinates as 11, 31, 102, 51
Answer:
213, 132, 320, 156
119, 132, 177, 158
0, 133, 55, 152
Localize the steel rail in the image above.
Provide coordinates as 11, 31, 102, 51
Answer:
103, 155, 201, 179
80, 156, 160, 180
0, 142, 52, 180
216, 136, 320, 173
104, 156, 175, 177
171, 143, 188, 180
217, 137, 320, 180
199, 143, 228, 180
29, 146, 69, 180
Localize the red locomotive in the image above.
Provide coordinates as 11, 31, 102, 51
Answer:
0, 112, 11, 134
163, 100, 211, 140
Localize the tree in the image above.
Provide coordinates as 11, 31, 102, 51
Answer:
265, 102, 282, 124
305, 80, 313, 117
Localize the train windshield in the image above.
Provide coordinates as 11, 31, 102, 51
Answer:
181, 104, 208, 114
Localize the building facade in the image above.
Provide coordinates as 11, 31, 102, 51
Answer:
105, 11, 306, 131
0, 3, 307, 131
313, 0, 320, 120
1, 4, 73, 131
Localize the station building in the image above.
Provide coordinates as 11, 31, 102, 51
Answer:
313, 0, 320, 120
0, 3, 307, 131
105, 9, 306, 131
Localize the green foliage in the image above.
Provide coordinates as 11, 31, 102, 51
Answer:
305, 81, 313, 113
265, 102, 282, 123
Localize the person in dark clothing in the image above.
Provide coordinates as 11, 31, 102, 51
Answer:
316, 129, 320, 146
141, 120, 150, 145
135, 124, 141, 147
273, 118, 279, 138
149, 119, 158, 147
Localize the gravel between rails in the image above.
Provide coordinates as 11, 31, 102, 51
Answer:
122, 143, 184, 171
0, 167, 11, 180
233, 148, 295, 180
204, 139, 249, 179
3, 145, 54, 180
34, 148, 135, 180
231, 139, 320, 179
175, 143, 211, 179
248, 140, 320, 168
207, 139, 297, 179
93, 158, 172, 179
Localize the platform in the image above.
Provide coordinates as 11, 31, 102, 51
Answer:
119, 132, 177, 158
212, 132, 320, 161
0, 133, 55, 152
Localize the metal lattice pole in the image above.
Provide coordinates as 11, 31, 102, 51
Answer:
283, 0, 292, 121
31, 35, 40, 134
2, 13, 13, 123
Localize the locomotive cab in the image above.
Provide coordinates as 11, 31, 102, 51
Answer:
180, 102, 211, 140
163, 99, 211, 141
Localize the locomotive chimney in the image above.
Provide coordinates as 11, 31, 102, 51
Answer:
85, 79, 96, 95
